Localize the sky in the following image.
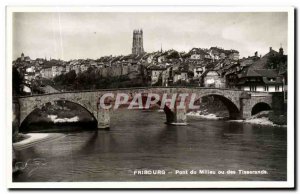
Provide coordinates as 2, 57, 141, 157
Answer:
13, 12, 288, 61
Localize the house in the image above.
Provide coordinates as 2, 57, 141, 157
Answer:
240, 52, 260, 68
193, 65, 206, 78
52, 66, 59, 77
36, 58, 45, 65
65, 64, 71, 73
224, 63, 241, 89
148, 65, 167, 86
90, 61, 98, 68
158, 54, 166, 63
227, 50, 240, 61
146, 54, 156, 64
189, 48, 211, 60
209, 47, 240, 61
173, 71, 189, 83
80, 64, 88, 72
200, 70, 226, 88
209, 47, 223, 60
128, 63, 141, 79
34, 70, 41, 79
236, 47, 287, 92
25, 66, 35, 73
24, 72, 35, 85
40, 66, 53, 79
237, 69, 283, 92
58, 66, 66, 75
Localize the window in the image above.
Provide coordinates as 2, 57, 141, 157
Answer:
275, 85, 280, 91
250, 86, 257, 91
264, 86, 269, 91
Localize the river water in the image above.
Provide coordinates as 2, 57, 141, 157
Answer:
13, 109, 287, 182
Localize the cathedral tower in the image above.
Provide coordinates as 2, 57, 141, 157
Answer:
132, 29, 144, 55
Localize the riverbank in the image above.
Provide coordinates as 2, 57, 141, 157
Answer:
187, 110, 287, 127
228, 118, 283, 127
228, 111, 287, 127
13, 133, 65, 150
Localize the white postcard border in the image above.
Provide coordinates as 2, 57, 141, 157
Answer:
6, 6, 295, 189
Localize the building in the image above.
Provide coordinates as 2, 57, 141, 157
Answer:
52, 66, 59, 77
173, 71, 189, 83
80, 64, 88, 72
209, 47, 239, 61
24, 72, 35, 85
65, 64, 71, 73
224, 63, 241, 88
237, 69, 283, 92
209, 47, 223, 60
228, 50, 240, 61
132, 29, 144, 55
240, 52, 260, 68
148, 65, 167, 86
193, 66, 206, 78
58, 66, 66, 75
189, 48, 211, 60
237, 47, 286, 92
40, 67, 52, 79
201, 70, 226, 88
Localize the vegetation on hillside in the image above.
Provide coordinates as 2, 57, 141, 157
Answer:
53, 68, 146, 91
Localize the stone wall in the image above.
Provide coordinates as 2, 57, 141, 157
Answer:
240, 92, 273, 118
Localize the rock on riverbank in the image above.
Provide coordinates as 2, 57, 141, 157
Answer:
229, 111, 287, 127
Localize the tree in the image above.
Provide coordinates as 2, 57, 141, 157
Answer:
166, 51, 180, 59
267, 54, 287, 70
65, 70, 76, 85
12, 66, 24, 96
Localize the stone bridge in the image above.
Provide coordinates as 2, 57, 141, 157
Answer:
16, 87, 279, 129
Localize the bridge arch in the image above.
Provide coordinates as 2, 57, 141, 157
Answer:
196, 91, 241, 119
19, 99, 98, 131
251, 102, 271, 116
111, 95, 181, 125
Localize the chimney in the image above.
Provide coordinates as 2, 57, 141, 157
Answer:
279, 47, 284, 55
269, 47, 272, 52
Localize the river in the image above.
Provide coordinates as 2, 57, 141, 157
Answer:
13, 109, 287, 182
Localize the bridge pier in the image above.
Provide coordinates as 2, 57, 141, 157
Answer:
239, 92, 252, 119
97, 108, 110, 129
165, 107, 187, 126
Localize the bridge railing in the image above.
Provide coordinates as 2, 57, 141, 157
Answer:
16, 86, 272, 98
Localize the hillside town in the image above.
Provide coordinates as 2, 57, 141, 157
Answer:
12, 29, 287, 99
